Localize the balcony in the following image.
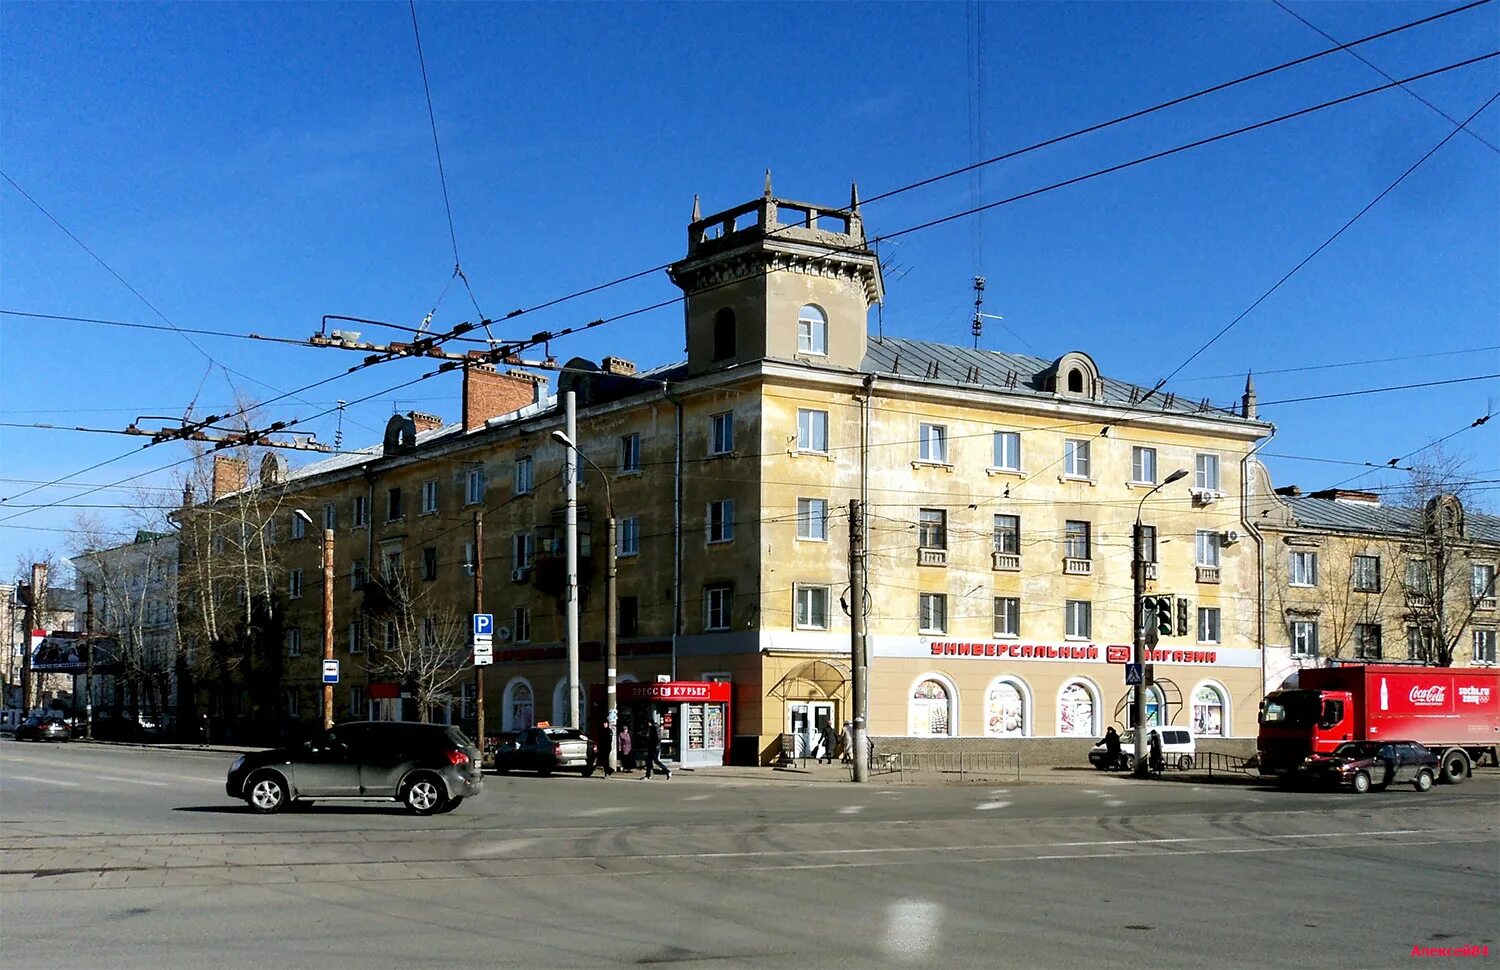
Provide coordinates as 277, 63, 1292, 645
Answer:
1478, 597, 1497, 611
1405, 591, 1432, 609
1063, 557, 1092, 576
1196, 566, 1221, 584
992, 551, 1020, 572
918, 547, 948, 567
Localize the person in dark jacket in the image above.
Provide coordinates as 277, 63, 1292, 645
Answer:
1100, 726, 1123, 769
640, 717, 671, 780
817, 721, 838, 764
593, 721, 614, 778
1147, 729, 1165, 776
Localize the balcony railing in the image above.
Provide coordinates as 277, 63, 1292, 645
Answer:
1405, 591, 1432, 609
1196, 566, 1221, 584
1063, 557, 1092, 576
992, 551, 1020, 571
918, 547, 948, 567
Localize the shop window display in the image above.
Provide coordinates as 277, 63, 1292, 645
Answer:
909, 679, 952, 736
985, 680, 1027, 737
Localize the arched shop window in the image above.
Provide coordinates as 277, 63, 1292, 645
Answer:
909, 677, 954, 736
1057, 680, 1099, 737
1127, 685, 1167, 728
984, 677, 1030, 737
503, 679, 534, 732
1192, 683, 1228, 737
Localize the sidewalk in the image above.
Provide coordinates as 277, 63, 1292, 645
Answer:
658, 761, 1142, 787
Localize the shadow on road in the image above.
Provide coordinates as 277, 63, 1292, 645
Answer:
174, 804, 409, 815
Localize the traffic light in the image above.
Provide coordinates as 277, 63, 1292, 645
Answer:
1176, 597, 1190, 637
1155, 596, 1173, 636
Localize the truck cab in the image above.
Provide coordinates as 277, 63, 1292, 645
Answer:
1257, 688, 1355, 775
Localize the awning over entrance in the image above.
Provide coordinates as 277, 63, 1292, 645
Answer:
768, 658, 851, 700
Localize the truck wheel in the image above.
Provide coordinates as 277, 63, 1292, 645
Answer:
1413, 770, 1434, 792
1439, 750, 1468, 785
1351, 771, 1372, 794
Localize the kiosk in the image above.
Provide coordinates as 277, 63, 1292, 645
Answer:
594, 681, 732, 768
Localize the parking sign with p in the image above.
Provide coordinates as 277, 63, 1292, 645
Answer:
473, 613, 494, 638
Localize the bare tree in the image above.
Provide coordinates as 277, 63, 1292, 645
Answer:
363, 570, 470, 723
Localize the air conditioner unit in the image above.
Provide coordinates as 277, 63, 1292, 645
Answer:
496, 626, 512, 642
1221, 529, 1241, 545
511, 568, 531, 583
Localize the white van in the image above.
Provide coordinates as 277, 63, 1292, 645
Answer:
1089, 727, 1196, 771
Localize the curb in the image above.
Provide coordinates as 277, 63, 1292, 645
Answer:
71, 739, 263, 756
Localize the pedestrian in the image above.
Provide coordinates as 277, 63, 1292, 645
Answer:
640, 716, 671, 780
1147, 729, 1164, 776
1100, 726, 1123, 770
593, 720, 614, 778
618, 723, 634, 772
818, 720, 838, 764
840, 720, 854, 765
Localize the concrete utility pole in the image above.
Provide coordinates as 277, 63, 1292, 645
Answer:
85, 581, 95, 739
322, 527, 335, 731
19, 562, 45, 714
563, 390, 581, 729
849, 499, 869, 783
473, 512, 485, 747
1133, 469, 1188, 775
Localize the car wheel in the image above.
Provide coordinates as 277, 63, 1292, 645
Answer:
403, 774, 448, 816
497, 764, 510, 775
581, 766, 595, 778
1177, 755, 1193, 771
246, 771, 290, 814
1351, 771, 1372, 794
1440, 750, 1468, 785
538, 766, 552, 777
1413, 769, 1434, 792
437, 796, 464, 814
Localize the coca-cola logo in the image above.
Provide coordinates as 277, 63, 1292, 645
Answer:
1408, 685, 1446, 706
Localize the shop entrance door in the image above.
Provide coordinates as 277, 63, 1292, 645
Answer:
788, 701, 835, 758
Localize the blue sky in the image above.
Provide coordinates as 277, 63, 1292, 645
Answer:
2, 0, 1497, 570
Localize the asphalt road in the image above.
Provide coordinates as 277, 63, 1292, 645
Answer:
2, 738, 1495, 970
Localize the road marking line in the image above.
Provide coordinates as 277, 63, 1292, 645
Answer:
94, 775, 169, 788
838, 805, 864, 815
5, 775, 82, 787
975, 801, 1012, 811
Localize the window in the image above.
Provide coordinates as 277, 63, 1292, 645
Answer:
1290, 551, 1318, 587
985, 679, 1027, 736
352, 495, 370, 528
1065, 600, 1092, 639
384, 549, 402, 581
1291, 620, 1319, 658
707, 499, 734, 543
514, 456, 534, 495
1058, 682, 1097, 737
919, 509, 947, 550
1139, 525, 1158, 563
620, 433, 641, 473
1406, 558, 1431, 592
993, 514, 1020, 555
463, 542, 476, 577
909, 679, 952, 736
709, 412, 733, 455
797, 305, 827, 355
918, 423, 948, 463
460, 683, 477, 721
1354, 623, 1382, 660
385, 621, 398, 652
1474, 630, 1498, 664
349, 686, 365, 720
1353, 555, 1381, 592
704, 585, 733, 631
918, 593, 947, 634
794, 585, 829, 630
349, 620, 365, 655
618, 517, 640, 557
513, 533, 534, 570
796, 498, 828, 541
421, 480, 438, 514
1197, 607, 1221, 643
992, 431, 1021, 471
286, 628, 302, 657
1131, 446, 1157, 484
619, 596, 639, 638
513, 607, 531, 644
1195, 530, 1221, 567
1064, 439, 1092, 478
288, 568, 304, 599
712, 307, 736, 361
323, 503, 337, 531
1406, 625, 1434, 662
796, 409, 829, 453
993, 597, 1020, 637
466, 467, 485, 505
387, 487, 403, 521
421, 547, 438, 581
1473, 564, 1497, 607
290, 513, 306, 541
285, 688, 300, 718
1192, 685, 1226, 737
1195, 453, 1220, 491
1064, 520, 1091, 560
352, 559, 367, 591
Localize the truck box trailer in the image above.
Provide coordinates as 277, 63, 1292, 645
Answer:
1258, 664, 1499, 782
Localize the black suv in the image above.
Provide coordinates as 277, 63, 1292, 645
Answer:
1305, 740, 1440, 793
225, 721, 483, 815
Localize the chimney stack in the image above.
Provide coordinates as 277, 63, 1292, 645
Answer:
463, 364, 546, 432
601, 356, 637, 377
211, 455, 249, 500
410, 411, 444, 434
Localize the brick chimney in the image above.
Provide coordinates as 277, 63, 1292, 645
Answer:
602, 356, 637, 377
463, 364, 545, 432
211, 455, 249, 500
410, 411, 444, 434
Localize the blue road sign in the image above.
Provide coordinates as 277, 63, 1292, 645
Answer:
322, 659, 340, 685
473, 613, 494, 637
1125, 663, 1144, 686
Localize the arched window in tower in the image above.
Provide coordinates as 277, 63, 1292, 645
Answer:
1067, 368, 1085, 393
712, 308, 736, 361
797, 305, 828, 356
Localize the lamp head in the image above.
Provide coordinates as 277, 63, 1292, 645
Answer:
1165, 469, 1189, 485
550, 430, 574, 448
293, 509, 314, 526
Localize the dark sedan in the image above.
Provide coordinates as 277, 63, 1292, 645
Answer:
15, 715, 71, 742
225, 721, 483, 815
493, 726, 597, 777
1305, 740, 1439, 793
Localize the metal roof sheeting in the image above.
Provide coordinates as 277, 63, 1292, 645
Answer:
1283, 496, 1500, 543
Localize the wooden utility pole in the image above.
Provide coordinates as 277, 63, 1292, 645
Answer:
849, 500, 868, 783
19, 562, 46, 714
473, 512, 485, 748
322, 528, 335, 731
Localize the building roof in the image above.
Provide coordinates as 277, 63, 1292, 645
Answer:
1281, 495, 1500, 544
859, 337, 1250, 422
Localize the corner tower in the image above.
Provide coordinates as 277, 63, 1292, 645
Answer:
668, 178, 884, 376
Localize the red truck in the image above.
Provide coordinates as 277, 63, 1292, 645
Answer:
1258, 664, 1499, 783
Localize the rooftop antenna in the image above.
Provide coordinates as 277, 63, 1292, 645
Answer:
971, 275, 985, 348
334, 400, 347, 450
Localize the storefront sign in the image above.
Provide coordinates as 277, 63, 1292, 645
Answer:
619, 681, 731, 702
871, 636, 1261, 669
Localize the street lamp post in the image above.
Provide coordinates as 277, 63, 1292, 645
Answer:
551, 430, 616, 773
1133, 468, 1189, 776
295, 509, 334, 732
